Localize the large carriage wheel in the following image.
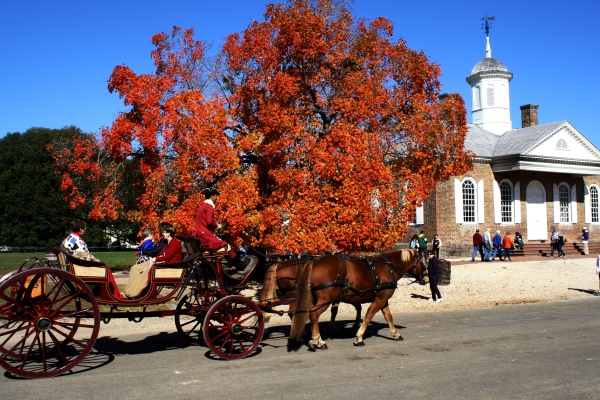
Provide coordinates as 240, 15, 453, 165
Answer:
175, 289, 210, 345
202, 295, 264, 360
0, 267, 100, 378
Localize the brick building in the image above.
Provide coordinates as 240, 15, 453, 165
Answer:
405, 32, 600, 256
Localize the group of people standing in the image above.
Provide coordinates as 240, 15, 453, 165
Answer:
472, 229, 517, 262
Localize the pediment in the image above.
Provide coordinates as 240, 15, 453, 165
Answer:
524, 122, 600, 162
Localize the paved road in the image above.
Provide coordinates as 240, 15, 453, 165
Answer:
2, 298, 599, 400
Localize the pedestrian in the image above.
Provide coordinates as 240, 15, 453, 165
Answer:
492, 230, 502, 261
409, 234, 419, 250
582, 227, 589, 255
472, 229, 483, 262
550, 230, 559, 258
427, 251, 443, 302
514, 232, 524, 250
596, 253, 600, 296
557, 233, 566, 258
432, 233, 442, 259
482, 228, 492, 262
418, 230, 428, 264
501, 231, 514, 261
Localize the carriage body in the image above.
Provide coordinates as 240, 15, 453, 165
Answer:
0, 237, 272, 378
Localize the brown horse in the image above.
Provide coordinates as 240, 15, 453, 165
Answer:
289, 249, 422, 350
261, 258, 362, 332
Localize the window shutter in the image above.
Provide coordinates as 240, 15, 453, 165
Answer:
584, 185, 591, 223
477, 180, 485, 224
493, 180, 501, 223
514, 181, 521, 223
553, 184, 559, 223
415, 206, 424, 225
454, 178, 463, 223
571, 184, 577, 223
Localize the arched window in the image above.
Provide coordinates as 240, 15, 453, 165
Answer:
559, 184, 570, 222
462, 180, 476, 223
591, 186, 599, 223
500, 181, 513, 223
474, 86, 481, 109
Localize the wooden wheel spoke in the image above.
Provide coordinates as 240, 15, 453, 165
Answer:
2, 324, 36, 360
50, 326, 87, 349
49, 288, 85, 317
47, 330, 70, 367
53, 319, 93, 330
18, 331, 41, 370
0, 320, 31, 339
46, 277, 67, 309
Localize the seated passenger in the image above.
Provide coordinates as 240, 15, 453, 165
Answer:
62, 219, 124, 299
123, 223, 183, 298
135, 227, 155, 264
195, 187, 250, 273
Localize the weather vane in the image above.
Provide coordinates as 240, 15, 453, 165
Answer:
481, 15, 495, 36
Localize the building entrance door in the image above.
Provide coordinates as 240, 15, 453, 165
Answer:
526, 181, 547, 240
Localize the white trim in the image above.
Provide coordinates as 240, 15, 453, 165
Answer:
514, 181, 521, 223
454, 178, 463, 223
477, 180, 485, 224
584, 185, 591, 223
553, 183, 559, 223
493, 180, 501, 223
571, 184, 577, 223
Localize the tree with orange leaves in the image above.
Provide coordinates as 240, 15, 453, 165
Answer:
53, 0, 471, 253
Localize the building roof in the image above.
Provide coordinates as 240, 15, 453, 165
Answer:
464, 124, 499, 158
492, 121, 567, 157
470, 57, 509, 75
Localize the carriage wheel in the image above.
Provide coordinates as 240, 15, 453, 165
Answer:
0, 267, 99, 378
202, 295, 264, 360
174, 290, 210, 345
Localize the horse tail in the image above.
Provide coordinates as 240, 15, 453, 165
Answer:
289, 260, 313, 341
260, 263, 279, 323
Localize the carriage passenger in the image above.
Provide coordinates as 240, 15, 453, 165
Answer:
61, 219, 124, 299
123, 223, 183, 298
194, 187, 250, 273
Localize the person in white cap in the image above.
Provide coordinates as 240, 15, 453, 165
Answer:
582, 227, 589, 255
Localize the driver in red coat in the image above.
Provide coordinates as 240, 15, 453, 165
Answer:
195, 187, 249, 273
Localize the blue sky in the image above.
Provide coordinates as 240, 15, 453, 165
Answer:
2, 0, 599, 147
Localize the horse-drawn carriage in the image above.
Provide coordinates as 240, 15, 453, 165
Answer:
0, 240, 422, 378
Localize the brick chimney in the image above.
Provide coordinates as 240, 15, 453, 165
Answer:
520, 104, 539, 128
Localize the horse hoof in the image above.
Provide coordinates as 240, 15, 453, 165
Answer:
308, 344, 318, 352
320, 343, 328, 350
353, 341, 365, 347
394, 335, 404, 341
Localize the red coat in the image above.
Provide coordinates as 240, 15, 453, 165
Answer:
195, 201, 227, 250
155, 237, 183, 264
502, 235, 514, 250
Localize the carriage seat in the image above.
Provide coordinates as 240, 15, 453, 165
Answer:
222, 255, 258, 280
57, 249, 110, 280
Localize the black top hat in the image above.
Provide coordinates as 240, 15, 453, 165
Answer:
201, 187, 220, 197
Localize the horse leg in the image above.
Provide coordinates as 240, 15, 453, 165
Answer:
353, 299, 386, 346
308, 305, 329, 351
380, 305, 403, 341
329, 302, 341, 335
352, 303, 362, 330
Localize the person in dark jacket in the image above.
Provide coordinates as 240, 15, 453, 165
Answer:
491, 230, 502, 260
472, 229, 483, 262
427, 251, 443, 302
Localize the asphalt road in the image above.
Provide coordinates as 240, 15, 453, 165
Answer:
2, 297, 599, 400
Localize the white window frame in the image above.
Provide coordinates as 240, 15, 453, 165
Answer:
553, 182, 571, 223
455, 178, 483, 224
585, 184, 600, 224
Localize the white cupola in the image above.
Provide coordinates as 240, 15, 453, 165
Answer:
466, 32, 513, 135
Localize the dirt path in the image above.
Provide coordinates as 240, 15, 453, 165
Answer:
97, 256, 599, 338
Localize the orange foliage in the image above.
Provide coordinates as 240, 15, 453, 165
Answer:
52, 0, 471, 253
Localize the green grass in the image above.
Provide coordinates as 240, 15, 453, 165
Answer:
0, 251, 138, 276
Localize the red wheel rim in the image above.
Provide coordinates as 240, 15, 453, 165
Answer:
202, 295, 264, 360
175, 290, 210, 345
0, 267, 99, 378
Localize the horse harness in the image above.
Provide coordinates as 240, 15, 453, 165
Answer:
311, 254, 400, 302
275, 258, 312, 298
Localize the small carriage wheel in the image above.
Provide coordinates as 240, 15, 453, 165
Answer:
175, 290, 209, 345
202, 295, 264, 360
0, 267, 100, 378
